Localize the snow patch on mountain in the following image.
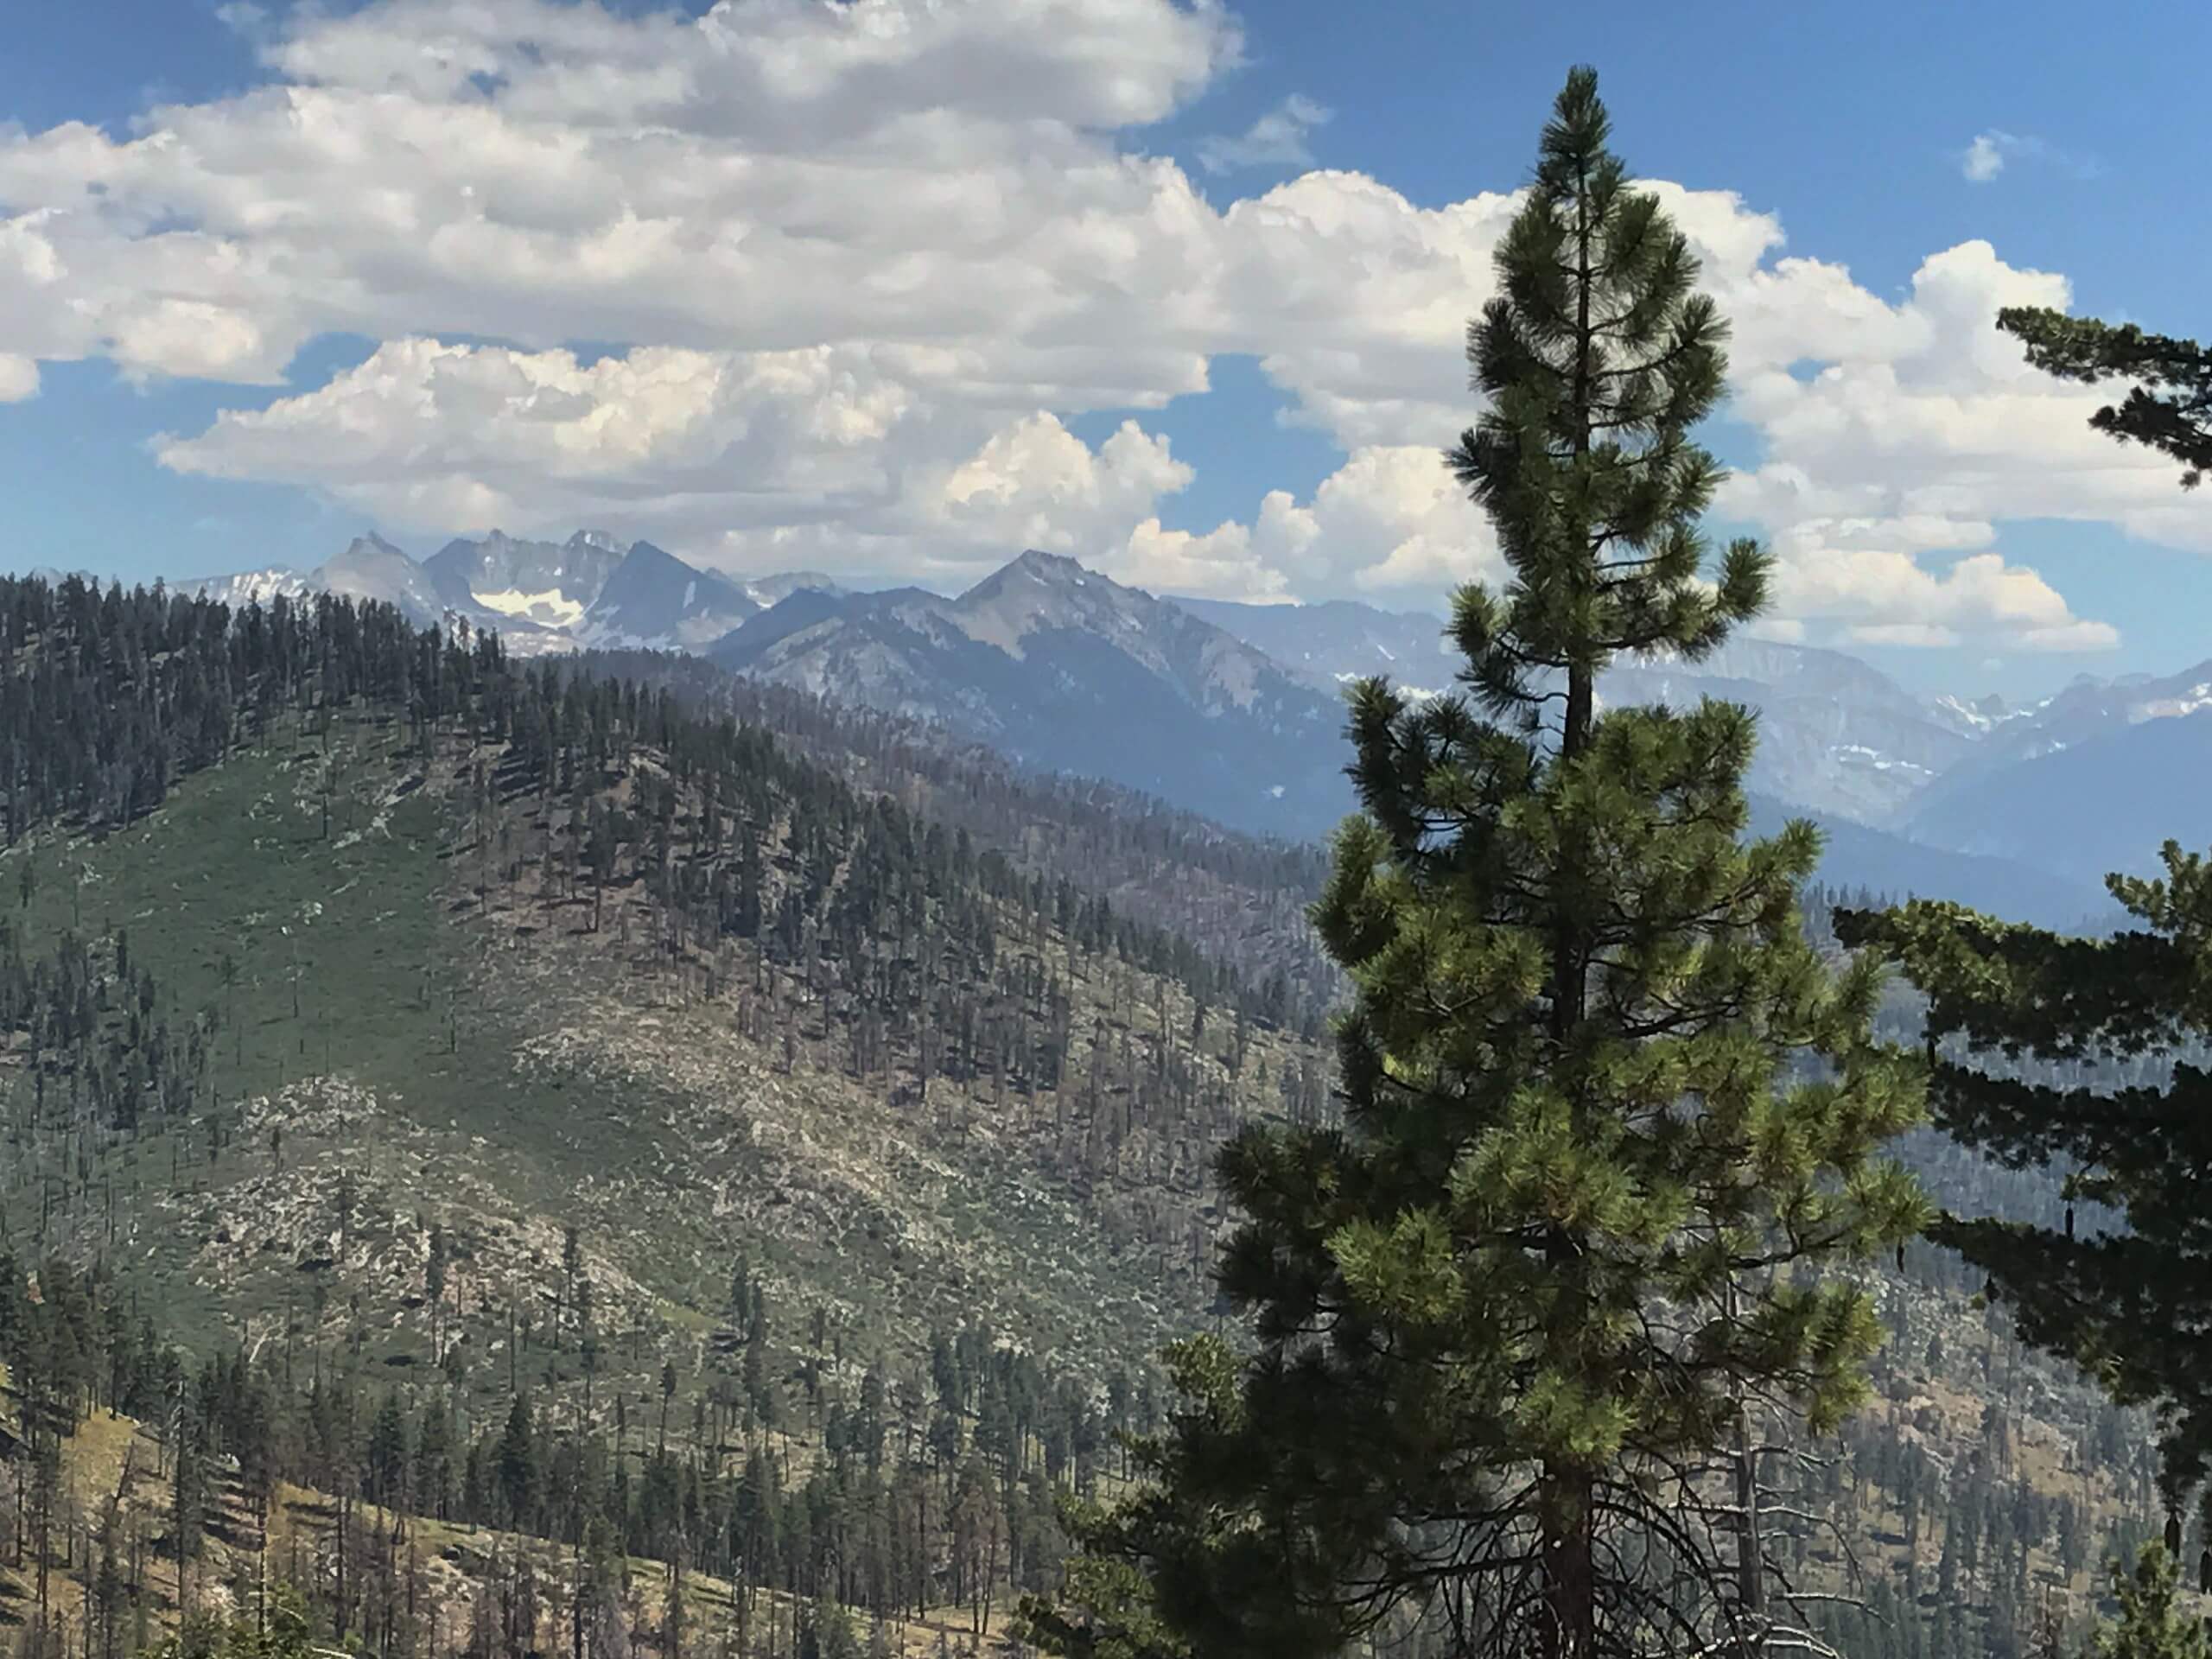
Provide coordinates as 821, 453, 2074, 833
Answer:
178, 568, 316, 608
1834, 744, 1932, 775
475, 587, 588, 629
2131, 681, 2212, 721
165, 529, 836, 656
1929, 691, 2053, 737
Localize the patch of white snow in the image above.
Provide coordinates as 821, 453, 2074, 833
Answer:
2131, 682, 2212, 721
474, 587, 587, 628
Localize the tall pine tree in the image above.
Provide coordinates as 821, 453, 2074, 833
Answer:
1033, 67, 1925, 1659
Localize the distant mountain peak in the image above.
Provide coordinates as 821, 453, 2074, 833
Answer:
965, 549, 1101, 605
708, 548, 1345, 836
741, 570, 846, 610
1008, 548, 1090, 580
175, 565, 318, 612
954, 550, 1146, 655
1929, 690, 2026, 737
170, 529, 830, 658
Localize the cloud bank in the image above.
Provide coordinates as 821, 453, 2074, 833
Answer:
0, 0, 2171, 649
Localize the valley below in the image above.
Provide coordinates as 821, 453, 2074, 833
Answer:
0, 572, 2185, 1659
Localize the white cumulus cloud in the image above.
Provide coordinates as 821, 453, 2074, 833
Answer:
1771, 543, 2118, 653
0, 0, 2150, 651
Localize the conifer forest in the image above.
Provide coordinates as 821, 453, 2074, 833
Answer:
5, 28, 2212, 1659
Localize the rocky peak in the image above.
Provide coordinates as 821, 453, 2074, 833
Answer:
1007, 548, 1090, 582
953, 549, 1143, 654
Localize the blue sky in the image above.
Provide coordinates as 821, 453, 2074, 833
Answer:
3, 0, 2209, 701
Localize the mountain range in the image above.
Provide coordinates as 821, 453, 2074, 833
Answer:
181, 529, 830, 656
176, 531, 2212, 925
1181, 597, 1977, 828
710, 550, 1353, 835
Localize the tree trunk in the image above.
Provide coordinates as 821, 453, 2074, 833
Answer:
1541, 1468, 1595, 1659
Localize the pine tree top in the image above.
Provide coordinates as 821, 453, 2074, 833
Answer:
1444, 62, 1766, 743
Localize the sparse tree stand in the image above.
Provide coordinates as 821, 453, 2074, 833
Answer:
1032, 67, 1926, 1659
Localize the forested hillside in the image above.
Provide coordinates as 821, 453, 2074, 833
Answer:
582, 650, 1340, 1012
0, 574, 1347, 1658
0, 569, 2180, 1659
14, 0, 2212, 1652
